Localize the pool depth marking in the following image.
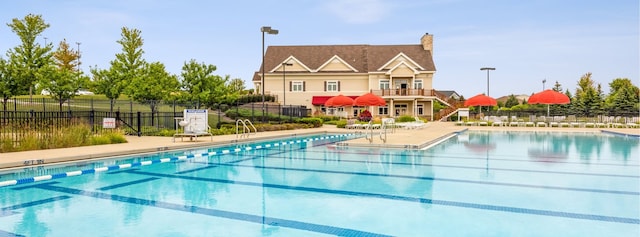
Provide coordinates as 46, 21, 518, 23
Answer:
0, 134, 354, 188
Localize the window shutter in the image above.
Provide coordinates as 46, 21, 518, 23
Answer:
289, 81, 292, 91
338, 81, 341, 91
324, 81, 327, 91
303, 82, 306, 92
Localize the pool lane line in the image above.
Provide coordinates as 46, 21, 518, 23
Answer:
124, 170, 640, 225
0, 134, 355, 188
227, 152, 640, 179
296, 147, 640, 168
0, 195, 72, 217
189, 161, 639, 196
28, 182, 391, 237
173, 136, 344, 175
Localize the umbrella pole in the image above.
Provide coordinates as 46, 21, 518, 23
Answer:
547, 104, 550, 117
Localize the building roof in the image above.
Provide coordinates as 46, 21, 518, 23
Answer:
436, 90, 460, 98
254, 44, 435, 81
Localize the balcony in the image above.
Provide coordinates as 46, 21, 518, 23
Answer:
372, 89, 441, 97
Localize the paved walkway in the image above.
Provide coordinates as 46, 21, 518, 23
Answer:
1, 122, 638, 170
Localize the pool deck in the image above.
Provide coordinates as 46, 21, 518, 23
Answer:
1, 122, 638, 170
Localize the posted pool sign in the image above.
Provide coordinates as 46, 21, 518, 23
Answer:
103, 118, 116, 128
183, 109, 208, 133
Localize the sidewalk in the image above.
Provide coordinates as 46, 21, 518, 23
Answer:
1, 122, 638, 170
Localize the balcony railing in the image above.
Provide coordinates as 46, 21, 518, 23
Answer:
372, 89, 448, 101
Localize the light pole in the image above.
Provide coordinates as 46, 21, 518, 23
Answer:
480, 67, 495, 96
542, 79, 546, 90
261, 26, 278, 123
75, 42, 81, 73
282, 62, 292, 106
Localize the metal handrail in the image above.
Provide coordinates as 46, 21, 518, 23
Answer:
365, 121, 373, 143
236, 119, 258, 139
243, 119, 257, 135
379, 120, 387, 143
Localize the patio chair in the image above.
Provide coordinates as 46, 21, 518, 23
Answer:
345, 119, 357, 129
491, 116, 505, 127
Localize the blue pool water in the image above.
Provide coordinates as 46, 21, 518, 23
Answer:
0, 131, 638, 236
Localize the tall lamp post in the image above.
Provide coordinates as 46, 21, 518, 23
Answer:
480, 67, 496, 96
261, 26, 278, 122
542, 79, 547, 90
282, 62, 292, 106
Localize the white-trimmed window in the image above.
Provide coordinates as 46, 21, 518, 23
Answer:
378, 106, 389, 115
325, 81, 339, 92
291, 81, 304, 92
414, 79, 423, 89
417, 104, 424, 115
379, 80, 390, 89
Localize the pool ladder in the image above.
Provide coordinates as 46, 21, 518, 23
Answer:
364, 121, 388, 144
236, 119, 257, 139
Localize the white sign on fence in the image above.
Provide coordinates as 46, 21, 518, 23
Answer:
103, 118, 116, 129
182, 109, 208, 133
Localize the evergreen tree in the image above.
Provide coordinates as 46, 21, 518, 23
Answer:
504, 94, 519, 108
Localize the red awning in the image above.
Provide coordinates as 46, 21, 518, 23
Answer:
311, 96, 358, 106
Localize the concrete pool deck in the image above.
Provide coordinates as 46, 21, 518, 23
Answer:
1, 122, 638, 170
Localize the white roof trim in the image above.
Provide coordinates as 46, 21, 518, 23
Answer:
269, 56, 313, 73
385, 61, 420, 75
316, 55, 358, 72
376, 52, 425, 71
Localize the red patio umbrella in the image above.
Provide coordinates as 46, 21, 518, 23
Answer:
353, 92, 386, 106
527, 89, 570, 116
464, 94, 496, 113
464, 94, 497, 107
324, 94, 355, 107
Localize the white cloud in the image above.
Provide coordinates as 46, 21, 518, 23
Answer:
322, 0, 390, 24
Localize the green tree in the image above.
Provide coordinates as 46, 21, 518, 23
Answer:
180, 59, 228, 108
90, 67, 120, 101
0, 58, 19, 110
606, 78, 639, 115
39, 40, 88, 110
92, 27, 146, 103
126, 62, 179, 113
228, 78, 246, 95
38, 65, 87, 111
6, 14, 53, 99
552, 81, 563, 92
573, 72, 604, 116
504, 94, 520, 108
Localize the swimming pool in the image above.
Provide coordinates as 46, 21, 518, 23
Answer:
0, 131, 638, 236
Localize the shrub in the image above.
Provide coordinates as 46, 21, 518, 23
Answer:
90, 136, 111, 145
396, 115, 415, 123
358, 110, 372, 122
335, 120, 347, 128
299, 118, 323, 127
105, 131, 127, 143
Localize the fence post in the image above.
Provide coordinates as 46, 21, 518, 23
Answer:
90, 110, 95, 133
137, 111, 142, 137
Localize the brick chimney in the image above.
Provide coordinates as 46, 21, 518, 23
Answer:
420, 33, 433, 53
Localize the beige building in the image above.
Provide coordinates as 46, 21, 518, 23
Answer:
254, 33, 450, 120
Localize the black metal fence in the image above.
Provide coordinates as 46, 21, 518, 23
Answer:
0, 110, 182, 138
0, 97, 200, 113
0, 97, 312, 148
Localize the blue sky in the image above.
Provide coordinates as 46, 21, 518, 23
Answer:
1, 0, 638, 98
